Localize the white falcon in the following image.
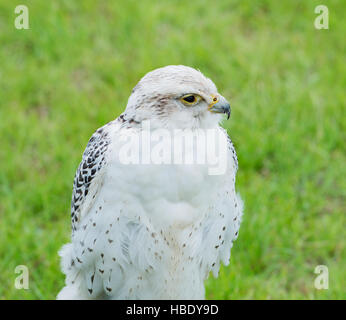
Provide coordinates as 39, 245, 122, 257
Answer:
58, 65, 243, 299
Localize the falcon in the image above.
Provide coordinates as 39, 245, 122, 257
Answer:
58, 65, 243, 299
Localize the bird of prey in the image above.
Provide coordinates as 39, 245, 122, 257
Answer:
58, 65, 243, 299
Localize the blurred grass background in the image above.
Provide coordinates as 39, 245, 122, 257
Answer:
0, 0, 345, 299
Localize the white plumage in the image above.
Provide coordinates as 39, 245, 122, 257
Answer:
58, 65, 243, 299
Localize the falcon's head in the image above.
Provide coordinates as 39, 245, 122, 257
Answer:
125, 65, 231, 129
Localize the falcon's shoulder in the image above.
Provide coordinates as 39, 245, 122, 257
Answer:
70, 120, 118, 232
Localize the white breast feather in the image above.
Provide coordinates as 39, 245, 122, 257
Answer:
58, 118, 243, 300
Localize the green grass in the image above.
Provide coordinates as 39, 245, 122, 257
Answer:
0, 0, 345, 299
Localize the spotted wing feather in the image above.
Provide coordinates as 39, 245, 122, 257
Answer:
70, 124, 112, 233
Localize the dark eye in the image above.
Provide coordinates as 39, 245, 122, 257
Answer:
183, 95, 196, 103
180, 94, 201, 106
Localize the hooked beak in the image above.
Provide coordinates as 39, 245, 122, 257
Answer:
208, 96, 231, 120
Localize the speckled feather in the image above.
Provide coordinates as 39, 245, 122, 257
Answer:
70, 123, 112, 232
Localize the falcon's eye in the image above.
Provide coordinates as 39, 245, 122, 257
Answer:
180, 94, 201, 106
183, 95, 196, 103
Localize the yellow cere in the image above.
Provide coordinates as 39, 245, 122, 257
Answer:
208, 94, 219, 110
